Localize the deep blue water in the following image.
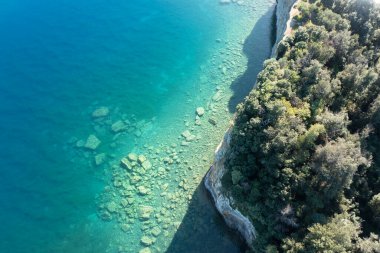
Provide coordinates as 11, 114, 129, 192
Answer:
0, 0, 275, 252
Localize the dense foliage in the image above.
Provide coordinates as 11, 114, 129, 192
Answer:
223, 0, 380, 252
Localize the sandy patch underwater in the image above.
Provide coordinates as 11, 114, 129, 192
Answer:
0, 0, 275, 252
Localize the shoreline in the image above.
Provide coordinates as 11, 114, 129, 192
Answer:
204, 0, 298, 249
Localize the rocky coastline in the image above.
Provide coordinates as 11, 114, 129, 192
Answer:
204, 0, 298, 248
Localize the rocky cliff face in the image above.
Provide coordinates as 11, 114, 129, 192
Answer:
204, 0, 298, 248
204, 128, 256, 247
272, 0, 299, 56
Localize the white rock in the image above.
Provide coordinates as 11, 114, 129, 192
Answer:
196, 107, 205, 117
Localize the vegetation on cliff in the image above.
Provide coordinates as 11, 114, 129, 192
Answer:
223, 0, 380, 251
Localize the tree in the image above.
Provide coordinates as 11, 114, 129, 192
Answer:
357, 233, 380, 253
370, 194, 380, 223
312, 137, 367, 200
302, 212, 360, 253
316, 110, 349, 139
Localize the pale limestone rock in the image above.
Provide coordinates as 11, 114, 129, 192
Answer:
84, 135, 101, 150
151, 227, 161, 237
139, 248, 151, 253
139, 205, 153, 220
142, 160, 152, 170
196, 107, 205, 117
140, 236, 153, 246
92, 107, 109, 118
138, 186, 149, 195
106, 201, 118, 213
138, 155, 147, 164
121, 157, 133, 170
111, 120, 127, 133
94, 153, 106, 166
128, 153, 138, 161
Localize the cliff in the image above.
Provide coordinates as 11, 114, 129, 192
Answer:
204, 0, 298, 248
271, 0, 299, 56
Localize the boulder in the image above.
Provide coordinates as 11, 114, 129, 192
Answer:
212, 91, 222, 102
139, 247, 151, 253
121, 157, 133, 170
106, 201, 118, 213
128, 153, 138, 161
140, 236, 154, 246
111, 120, 127, 133
196, 107, 205, 117
94, 153, 106, 166
138, 186, 149, 195
181, 130, 196, 142
138, 155, 147, 164
139, 206, 153, 220
151, 226, 162, 237
92, 107, 109, 118
84, 135, 101, 150
142, 160, 152, 170
76, 140, 85, 148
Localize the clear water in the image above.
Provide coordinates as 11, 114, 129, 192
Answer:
0, 0, 275, 252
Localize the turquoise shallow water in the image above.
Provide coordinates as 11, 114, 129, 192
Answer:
0, 0, 275, 252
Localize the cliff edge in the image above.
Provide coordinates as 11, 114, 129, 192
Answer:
204, 0, 298, 248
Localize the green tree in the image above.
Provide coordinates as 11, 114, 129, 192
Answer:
311, 137, 367, 200
302, 212, 360, 253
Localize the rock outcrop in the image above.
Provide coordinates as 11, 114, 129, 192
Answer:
204, 127, 256, 247
205, 0, 298, 248
272, 0, 299, 56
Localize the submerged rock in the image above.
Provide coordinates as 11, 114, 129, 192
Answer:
76, 139, 85, 148
84, 135, 101, 150
139, 206, 153, 220
151, 226, 161, 237
121, 223, 130, 232
92, 107, 109, 118
99, 211, 112, 221
219, 0, 231, 4
140, 236, 154, 246
212, 91, 222, 102
208, 118, 217, 126
142, 160, 152, 170
138, 186, 150, 195
94, 153, 106, 166
138, 155, 147, 164
139, 248, 151, 253
196, 107, 205, 117
181, 141, 190, 146
106, 201, 118, 213
111, 120, 127, 133
121, 157, 133, 170
181, 130, 196, 142
128, 153, 138, 161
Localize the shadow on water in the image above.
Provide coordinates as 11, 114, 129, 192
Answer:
165, 180, 246, 253
166, 5, 277, 253
228, 6, 276, 112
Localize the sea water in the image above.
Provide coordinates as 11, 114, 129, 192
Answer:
0, 0, 275, 252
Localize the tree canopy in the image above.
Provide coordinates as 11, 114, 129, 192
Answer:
222, 0, 380, 251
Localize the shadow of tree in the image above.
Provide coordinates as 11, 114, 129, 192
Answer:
228, 6, 276, 112
165, 180, 246, 253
